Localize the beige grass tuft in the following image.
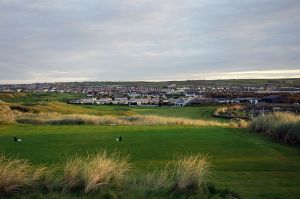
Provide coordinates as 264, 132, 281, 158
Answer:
171, 154, 210, 192
62, 151, 132, 193
0, 105, 16, 124
16, 112, 228, 127
0, 153, 33, 194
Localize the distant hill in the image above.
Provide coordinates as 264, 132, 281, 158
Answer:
2, 78, 300, 88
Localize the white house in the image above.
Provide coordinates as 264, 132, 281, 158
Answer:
175, 97, 193, 106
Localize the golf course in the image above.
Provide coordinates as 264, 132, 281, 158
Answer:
0, 98, 300, 199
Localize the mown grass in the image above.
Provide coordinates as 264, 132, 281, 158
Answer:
0, 125, 299, 199
82, 105, 218, 120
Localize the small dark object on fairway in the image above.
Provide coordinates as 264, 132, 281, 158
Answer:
14, 137, 22, 142
116, 136, 122, 142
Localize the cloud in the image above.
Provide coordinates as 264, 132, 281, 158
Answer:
0, 0, 299, 83
143, 69, 300, 81
192, 69, 300, 80
0, 70, 88, 84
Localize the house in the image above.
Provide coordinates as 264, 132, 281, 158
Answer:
249, 99, 259, 104
235, 98, 260, 104
185, 92, 197, 97
174, 98, 193, 106
215, 98, 230, 104
95, 98, 113, 105
113, 98, 129, 105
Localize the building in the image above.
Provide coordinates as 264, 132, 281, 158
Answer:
174, 98, 193, 106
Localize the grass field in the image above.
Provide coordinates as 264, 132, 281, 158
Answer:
1, 99, 221, 120
0, 124, 299, 199
82, 105, 217, 119
0, 95, 299, 198
0, 92, 218, 119
0, 92, 86, 104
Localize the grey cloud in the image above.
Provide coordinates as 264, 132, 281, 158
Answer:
0, 0, 299, 83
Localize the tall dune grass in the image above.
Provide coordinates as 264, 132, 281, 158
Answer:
229, 119, 249, 128
0, 105, 16, 124
0, 151, 211, 196
250, 112, 300, 145
171, 154, 210, 192
1, 102, 229, 126
0, 153, 51, 195
16, 112, 228, 127
63, 156, 85, 191
63, 151, 132, 193
0, 153, 32, 194
0, 152, 238, 198
137, 154, 210, 193
84, 152, 131, 192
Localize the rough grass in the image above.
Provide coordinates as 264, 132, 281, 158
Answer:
1, 103, 228, 126
0, 153, 50, 195
171, 154, 210, 192
16, 112, 228, 127
63, 156, 85, 191
139, 154, 210, 193
62, 151, 132, 192
229, 119, 249, 128
249, 112, 300, 144
0, 104, 16, 124
0, 152, 214, 198
83, 152, 131, 192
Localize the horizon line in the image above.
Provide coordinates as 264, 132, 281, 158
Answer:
1, 77, 299, 85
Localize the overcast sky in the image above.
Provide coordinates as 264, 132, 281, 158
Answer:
0, 0, 300, 83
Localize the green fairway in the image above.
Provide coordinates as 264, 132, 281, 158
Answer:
130, 106, 216, 119
81, 104, 219, 120
0, 124, 299, 199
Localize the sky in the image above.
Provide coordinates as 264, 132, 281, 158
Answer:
0, 0, 300, 83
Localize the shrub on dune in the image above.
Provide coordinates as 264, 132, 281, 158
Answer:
14, 111, 228, 126
250, 112, 300, 144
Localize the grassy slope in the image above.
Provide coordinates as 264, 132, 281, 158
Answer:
1, 91, 220, 120
2, 100, 219, 119
0, 125, 299, 199
0, 92, 85, 104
